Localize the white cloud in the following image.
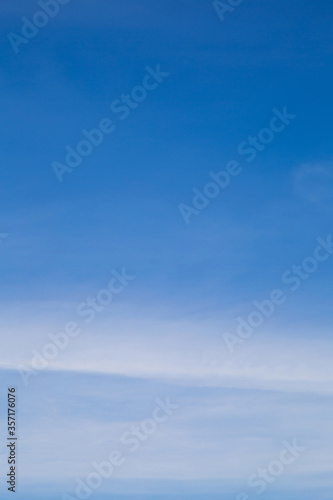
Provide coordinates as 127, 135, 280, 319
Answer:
293, 163, 333, 204
2, 316, 333, 395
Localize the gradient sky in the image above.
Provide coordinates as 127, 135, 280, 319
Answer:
0, 1, 333, 499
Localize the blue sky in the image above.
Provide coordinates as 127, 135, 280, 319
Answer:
0, 0, 333, 499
